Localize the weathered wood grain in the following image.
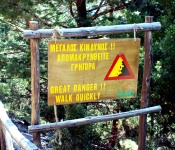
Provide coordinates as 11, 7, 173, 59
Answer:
23, 22, 161, 39
0, 100, 40, 150
28, 105, 161, 133
29, 21, 41, 148
138, 16, 153, 150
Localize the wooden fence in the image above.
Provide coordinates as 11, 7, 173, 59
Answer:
0, 16, 162, 149
28, 105, 162, 133
0, 100, 40, 150
0, 99, 161, 149
22, 16, 162, 149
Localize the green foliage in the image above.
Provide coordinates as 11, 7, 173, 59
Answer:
52, 125, 100, 150
51, 104, 101, 150
144, 1, 175, 148
119, 139, 138, 150
151, 24, 175, 125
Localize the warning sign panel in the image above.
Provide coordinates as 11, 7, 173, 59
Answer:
104, 53, 135, 80
48, 39, 140, 105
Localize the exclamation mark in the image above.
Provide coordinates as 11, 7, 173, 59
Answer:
113, 43, 115, 50
100, 83, 106, 90
110, 43, 115, 50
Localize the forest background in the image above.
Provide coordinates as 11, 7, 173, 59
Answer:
0, 0, 175, 149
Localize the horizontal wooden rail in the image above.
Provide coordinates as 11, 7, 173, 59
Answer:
0, 100, 40, 150
28, 105, 161, 133
23, 22, 161, 39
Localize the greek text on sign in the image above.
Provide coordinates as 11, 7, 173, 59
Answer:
48, 39, 140, 105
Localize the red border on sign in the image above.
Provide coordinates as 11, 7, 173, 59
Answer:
104, 53, 135, 80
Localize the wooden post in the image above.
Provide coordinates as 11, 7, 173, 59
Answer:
0, 120, 6, 150
29, 21, 41, 147
138, 16, 153, 150
0, 100, 40, 150
2, 126, 14, 150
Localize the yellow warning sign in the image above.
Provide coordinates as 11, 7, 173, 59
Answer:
48, 39, 140, 105
109, 57, 123, 77
104, 53, 135, 80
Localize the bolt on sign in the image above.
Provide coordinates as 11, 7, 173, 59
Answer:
48, 39, 140, 105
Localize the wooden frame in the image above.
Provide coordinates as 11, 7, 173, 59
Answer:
28, 106, 161, 133
23, 16, 161, 149
23, 22, 161, 39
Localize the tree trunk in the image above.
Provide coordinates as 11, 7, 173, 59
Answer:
76, 0, 88, 27
109, 108, 119, 149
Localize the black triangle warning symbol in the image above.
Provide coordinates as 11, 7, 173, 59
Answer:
104, 53, 135, 80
